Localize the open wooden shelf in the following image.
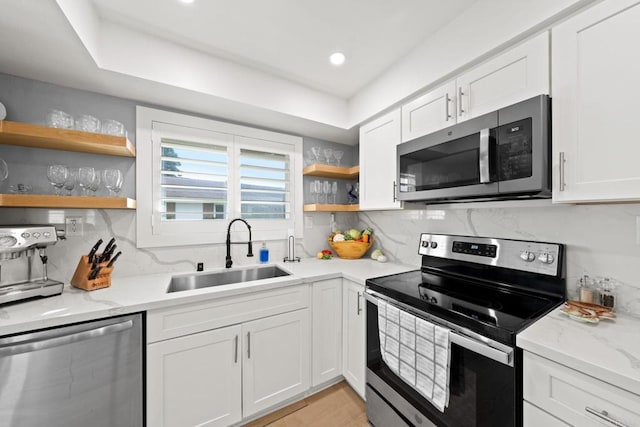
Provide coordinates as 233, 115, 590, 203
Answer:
0, 120, 135, 157
0, 194, 137, 209
304, 204, 359, 212
303, 164, 359, 180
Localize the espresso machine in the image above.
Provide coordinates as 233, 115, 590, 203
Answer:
0, 225, 65, 305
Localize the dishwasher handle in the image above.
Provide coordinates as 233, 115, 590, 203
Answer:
0, 319, 134, 357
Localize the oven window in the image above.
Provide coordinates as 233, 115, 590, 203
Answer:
399, 132, 495, 192
366, 300, 517, 427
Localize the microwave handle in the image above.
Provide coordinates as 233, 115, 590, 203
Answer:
479, 128, 491, 183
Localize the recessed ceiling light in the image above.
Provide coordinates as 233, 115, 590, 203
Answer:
329, 52, 346, 66
179, 0, 195, 3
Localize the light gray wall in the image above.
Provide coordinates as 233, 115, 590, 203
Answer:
0, 72, 360, 286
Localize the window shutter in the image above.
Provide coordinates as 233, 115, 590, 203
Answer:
239, 148, 290, 219
159, 138, 228, 221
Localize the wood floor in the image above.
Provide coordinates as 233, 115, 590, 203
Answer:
245, 382, 367, 427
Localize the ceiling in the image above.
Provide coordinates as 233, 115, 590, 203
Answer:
0, 0, 478, 143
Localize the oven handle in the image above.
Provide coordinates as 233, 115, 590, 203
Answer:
365, 291, 514, 367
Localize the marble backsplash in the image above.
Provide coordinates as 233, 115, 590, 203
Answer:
356, 200, 640, 317
1, 200, 638, 317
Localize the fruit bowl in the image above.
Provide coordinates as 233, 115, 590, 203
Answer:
328, 236, 374, 259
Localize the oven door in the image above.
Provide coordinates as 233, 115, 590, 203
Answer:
397, 112, 498, 202
365, 293, 521, 427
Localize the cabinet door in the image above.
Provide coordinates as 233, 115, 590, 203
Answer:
242, 309, 311, 417
552, 0, 640, 203
457, 32, 549, 122
342, 280, 366, 399
312, 278, 343, 387
147, 325, 242, 427
359, 109, 403, 210
401, 81, 456, 142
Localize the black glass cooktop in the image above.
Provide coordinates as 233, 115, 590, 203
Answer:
366, 269, 563, 345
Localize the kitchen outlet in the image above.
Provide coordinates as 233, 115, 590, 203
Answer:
304, 216, 313, 229
65, 217, 83, 237
197, 262, 204, 271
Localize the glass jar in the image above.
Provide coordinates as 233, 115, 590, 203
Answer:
599, 278, 616, 309
577, 275, 596, 303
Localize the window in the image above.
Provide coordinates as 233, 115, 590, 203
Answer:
136, 107, 303, 248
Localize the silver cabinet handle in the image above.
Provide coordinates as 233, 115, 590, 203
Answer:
247, 332, 251, 359
479, 128, 491, 183
234, 335, 238, 364
585, 407, 628, 427
559, 151, 566, 191
357, 291, 363, 316
0, 320, 133, 357
445, 93, 451, 121
393, 181, 397, 203
458, 87, 465, 117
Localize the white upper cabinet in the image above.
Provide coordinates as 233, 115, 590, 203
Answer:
552, 0, 640, 203
397, 32, 549, 144
401, 82, 456, 143
359, 108, 403, 210
457, 32, 549, 122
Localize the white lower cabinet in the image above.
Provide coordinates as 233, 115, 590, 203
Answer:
242, 309, 310, 417
523, 402, 568, 427
147, 325, 242, 427
311, 278, 343, 387
147, 285, 311, 427
523, 351, 640, 426
343, 280, 366, 399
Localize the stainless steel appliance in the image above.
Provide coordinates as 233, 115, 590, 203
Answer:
0, 313, 143, 427
0, 225, 65, 305
397, 95, 551, 203
365, 234, 565, 426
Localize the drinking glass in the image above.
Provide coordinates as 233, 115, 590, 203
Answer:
64, 168, 77, 196
323, 180, 330, 204
78, 167, 95, 196
0, 158, 8, 187
101, 119, 126, 136
46, 109, 74, 129
310, 181, 317, 204
310, 147, 321, 164
103, 169, 123, 196
333, 150, 344, 166
75, 114, 101, 133
322, 148, 333, 165
313, 180, 321, 203
47, 165, 68, 195
331, 181, 338, 204
88, 171, 101, 196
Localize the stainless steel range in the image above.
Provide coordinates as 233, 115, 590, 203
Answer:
0, 225, 65, 305
365, 233, 565, 427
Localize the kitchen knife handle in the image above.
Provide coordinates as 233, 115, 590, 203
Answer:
103, 238, 116, 255
106, 251, 122, 268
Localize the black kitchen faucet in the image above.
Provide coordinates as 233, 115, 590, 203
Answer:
225, 218, 253, 268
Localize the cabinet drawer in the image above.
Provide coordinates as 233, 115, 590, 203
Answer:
524, 352, 640, 427
524, 402, 569, 427
147, 285, 309, 343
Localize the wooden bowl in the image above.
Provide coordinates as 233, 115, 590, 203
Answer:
328, 236, 374, 259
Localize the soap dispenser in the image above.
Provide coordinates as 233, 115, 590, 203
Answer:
259, 242, 269, 264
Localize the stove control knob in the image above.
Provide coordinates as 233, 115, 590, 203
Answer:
421, 241, 430, 248
538, 252, 555, 264
430, 297, 438, 305
430, 241, 438, 249
520, 251, 535, 262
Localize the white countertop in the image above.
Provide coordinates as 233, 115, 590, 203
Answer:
517, 307, 640, 396
0, 258, 414, 337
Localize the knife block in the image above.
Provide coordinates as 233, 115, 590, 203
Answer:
70, 255, 113, 291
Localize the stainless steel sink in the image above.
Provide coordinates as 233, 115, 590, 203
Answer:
167, 266, 291, 293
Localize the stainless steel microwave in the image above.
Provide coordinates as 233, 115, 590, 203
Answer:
397, 95, 551, 203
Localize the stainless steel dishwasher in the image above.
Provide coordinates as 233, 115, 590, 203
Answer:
0, 313, 143, 427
